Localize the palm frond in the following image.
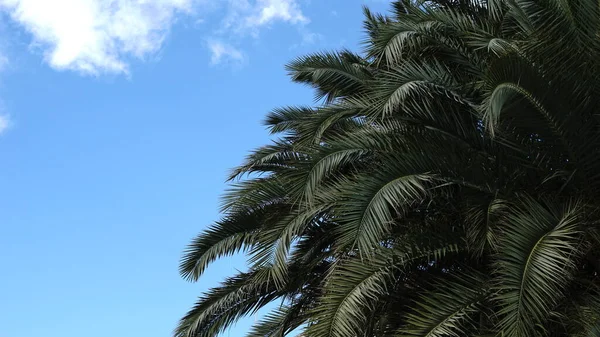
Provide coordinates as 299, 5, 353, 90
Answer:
247, 206, 329, 288
175, 269, 280, 337
331, 170, 436, 253
264, 106, 315, 135
399, 271, 491, 337
245, 302, 307, 337
495, 197, 586, 337
307, 242, 462, 337
286, 51, 372, 103
179, 211, 265, 281
464, 198, 508, 257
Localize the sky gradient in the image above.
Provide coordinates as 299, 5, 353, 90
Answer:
0, 1, 390, 337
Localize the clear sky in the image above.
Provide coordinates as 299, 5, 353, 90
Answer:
0, 1, 390, 337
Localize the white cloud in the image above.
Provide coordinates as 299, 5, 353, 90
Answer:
290, 28, 323, 50
299, 29, 322, 45
0, 54, 8, 71
207, 39, 245, 66
0, 0, 195, 74
223, 0, 308, 36
0, 114, 10, 134
247, 0, 307, 26
0, 0, 311, 73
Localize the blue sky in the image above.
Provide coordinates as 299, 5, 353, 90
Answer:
0, 1, 390, 337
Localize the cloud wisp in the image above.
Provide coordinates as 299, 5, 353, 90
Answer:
221, 0, 308, 37
0, 114, 10, 134
207, 39, 245, 66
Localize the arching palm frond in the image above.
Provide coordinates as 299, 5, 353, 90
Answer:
330, 170, 436, 253
463, 197, 507, 257
179, 211, 262, 281
175, 269, 280, 337
245, 303, 307, 337
400, 272, 491, 337
286, 51, 373, 103
495, 198, 587, 337
307, 242, 463, 337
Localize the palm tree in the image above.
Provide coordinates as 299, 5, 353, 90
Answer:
176, 1, 600, 336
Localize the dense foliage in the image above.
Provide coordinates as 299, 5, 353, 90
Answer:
176, 1, 600, 336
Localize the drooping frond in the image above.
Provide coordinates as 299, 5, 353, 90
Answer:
495, 197, 587, 337
286, 51, 373, 103
307, 242, 463, 337
175, 270, 280, 337
464, 197, 508, 257
179, 210, 265, 281
264, 106, 315, 135
245, 302, 308, 337
330, 170, 436, 253
228, 140, 305, 181
400, 271, 491, 337
247, 206, 329, 287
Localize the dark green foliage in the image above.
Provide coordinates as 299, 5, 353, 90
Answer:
176, 1, 600, 336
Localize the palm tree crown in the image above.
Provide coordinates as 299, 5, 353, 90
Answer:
176, 1, 600, 336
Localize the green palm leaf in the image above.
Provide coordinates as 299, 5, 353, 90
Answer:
307, 242, 462, 337
400, 272, 491, 337
332, 170, 435, 253
286, 51, 372, 103
245, 302, 308, 337
495, 197, 586, 337
175, 269, 279, 337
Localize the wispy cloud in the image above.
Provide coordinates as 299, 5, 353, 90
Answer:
0, 54, 8, 72
299, 29, 322, 45
246, 0, 308, 27
290, 28, 323, 50
222, 0, 308, 37
207, 39, 245, 66
0, 0, 195, 75
0, 114, 10, 134
212, 0, 312, 65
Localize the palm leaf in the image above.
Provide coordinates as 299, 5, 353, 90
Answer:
495, 197, 586, 337
307, 242, 462, 337
286, 51, 372, 103
175, 269, 280, 337
399, 271, 491, 337
245, 302, 308, 337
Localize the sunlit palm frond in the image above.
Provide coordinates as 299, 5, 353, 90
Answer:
495, 197, 587, 337
286, 51, 373, 103
245, 303, 307, 337
400, 271, 491, 337
179, 212, 261, 281
331, 170, 436, 253
307, 242, 463, 337
175, 269, 280, 337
